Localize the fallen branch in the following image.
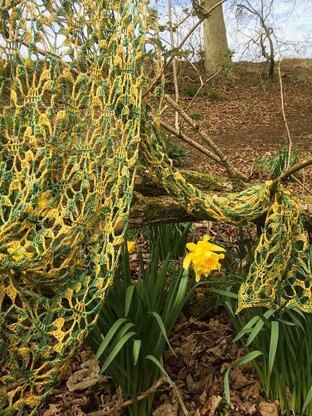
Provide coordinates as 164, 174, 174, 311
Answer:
126, 191, 312, 231
121, 167, 312, 233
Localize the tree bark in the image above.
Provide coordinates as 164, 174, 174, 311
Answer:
201, 0, 231, 74
127, 192, 312, 233
122, 170, 312, 233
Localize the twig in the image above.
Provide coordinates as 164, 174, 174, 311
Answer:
270, 158, 312, 192
168, 0, 180, 130
290, 175, 312, 197
186, 67, 223, 112
87, 377, 166, 416
166, 377, 189, 416
160, 120, 221, 164
143, 0, 228, 97
278, 60, 292, 169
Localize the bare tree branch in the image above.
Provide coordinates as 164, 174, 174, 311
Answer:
87, 377, 166, 416
168, 0, 180, 130
270, 158, 312, 191
278, 60, 292, 168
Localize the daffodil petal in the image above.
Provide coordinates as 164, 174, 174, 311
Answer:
206, 242, 226, 252
183, 253, 193, 270
185, 242, 197, 252
195, 272, 201, 282
127, 241, 136, 254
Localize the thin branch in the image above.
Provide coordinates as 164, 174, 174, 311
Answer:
270, 158, 312, 192
172, 9, 193, 30
290, 175, 312, 198
168, 0, 180, 130
86, 374, 189, 416
160, 120, 221, 163
143, 0, 228, 97
278, 60, 292, 168
166, 377, 189, 416
186, 67, 223, 111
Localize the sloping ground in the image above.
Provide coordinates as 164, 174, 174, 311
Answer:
164, 59, 312, 185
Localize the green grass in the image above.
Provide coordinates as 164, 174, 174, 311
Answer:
190, 113, 202, 120
206, 89, 220, 101
164, 139, 189, 167
184, 83, 199, 97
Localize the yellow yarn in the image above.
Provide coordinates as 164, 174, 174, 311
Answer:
0, 1, 311, 415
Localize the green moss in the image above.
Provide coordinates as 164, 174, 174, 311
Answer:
181, 170, 225, 191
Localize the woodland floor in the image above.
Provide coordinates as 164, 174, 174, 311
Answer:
42, 59, 312, 416
164, 59, 312, 187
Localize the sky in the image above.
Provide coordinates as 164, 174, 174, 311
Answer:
157, 0, 312, 61
1, 1, 311, 62
225, 1, 312, 60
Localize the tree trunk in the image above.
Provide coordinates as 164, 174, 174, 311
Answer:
202, 0, 231, 74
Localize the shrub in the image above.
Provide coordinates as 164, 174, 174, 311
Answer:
184, 83, 199, 97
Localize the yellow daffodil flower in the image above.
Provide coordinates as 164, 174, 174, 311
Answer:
183, 235, 225, 282
127, 241, 136, 254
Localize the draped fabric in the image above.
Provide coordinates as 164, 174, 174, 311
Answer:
0, 1, 311, 414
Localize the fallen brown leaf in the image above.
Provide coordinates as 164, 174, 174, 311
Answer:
257, 401, 279, 416
152, 403, 178, 416
230, 367, 251, 389
42, 404, 62, 416
241, 381, 261, 400
200, 395, 222, 415
66, 358, 101, 392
